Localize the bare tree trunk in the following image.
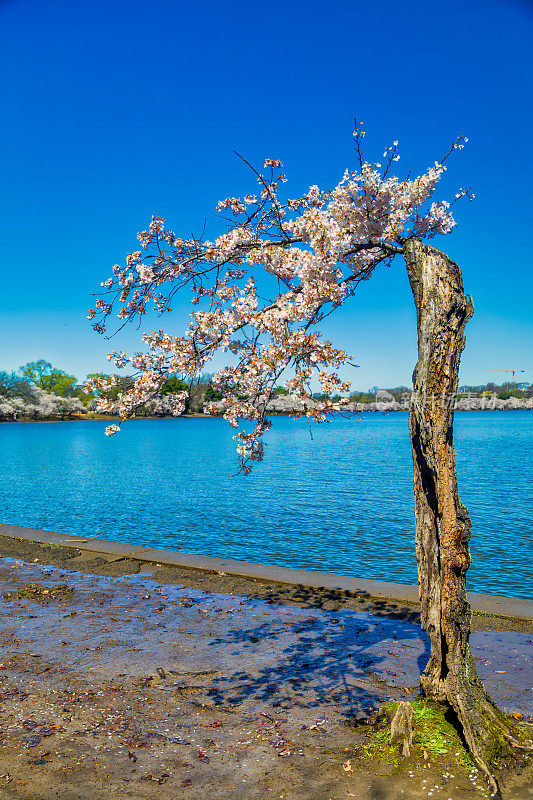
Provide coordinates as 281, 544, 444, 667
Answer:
404, 238, 527, 794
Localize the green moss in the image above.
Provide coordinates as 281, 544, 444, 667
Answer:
473, 609, 525, 625
2, 584, 74, 603
478, 706, 532, 768
356, 699, 470, 770
411, 700, 463, 760
515, 723, 533, 746
356, 697, 532, 778
484, 728, 510, 765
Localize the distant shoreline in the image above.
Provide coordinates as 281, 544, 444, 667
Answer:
1, 407, 532, 425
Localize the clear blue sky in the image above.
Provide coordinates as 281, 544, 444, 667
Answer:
1, 0, 531, 391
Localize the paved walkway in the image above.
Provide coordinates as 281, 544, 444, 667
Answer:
1, 558, 531, 718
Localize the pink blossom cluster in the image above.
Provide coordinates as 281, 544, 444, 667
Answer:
87, 128, 470, 472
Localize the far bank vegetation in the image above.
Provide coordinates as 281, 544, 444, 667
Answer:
1, 359, 532, 422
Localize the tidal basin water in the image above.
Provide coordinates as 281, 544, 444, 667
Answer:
1, 412, 531, 599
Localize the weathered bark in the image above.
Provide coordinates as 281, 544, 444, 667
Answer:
404, 238, 528, 794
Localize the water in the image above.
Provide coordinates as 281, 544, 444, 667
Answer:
0, 412, 531, 599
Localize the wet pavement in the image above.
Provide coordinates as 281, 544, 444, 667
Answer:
0, 558, 531, 719
0, 557, 531, 799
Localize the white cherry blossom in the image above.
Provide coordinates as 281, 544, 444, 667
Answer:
87, 128, 471, 472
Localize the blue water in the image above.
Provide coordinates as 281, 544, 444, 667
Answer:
0, 412, 531, 599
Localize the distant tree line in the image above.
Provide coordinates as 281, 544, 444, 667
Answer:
0, 359, 224, 421
1, 360, 530, 422
347, 382, 532, 404
0, 361, 85, 420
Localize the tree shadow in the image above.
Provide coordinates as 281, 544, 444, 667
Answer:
248, 583, 421, 625
248, 582, 430, 681
205, 594, 431, 720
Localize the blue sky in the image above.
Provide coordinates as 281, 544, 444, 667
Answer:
0, 0, 531, 391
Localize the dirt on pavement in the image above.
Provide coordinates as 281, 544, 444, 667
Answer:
0, 535, 530, 800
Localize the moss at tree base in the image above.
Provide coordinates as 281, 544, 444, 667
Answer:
351, 698, 532, 796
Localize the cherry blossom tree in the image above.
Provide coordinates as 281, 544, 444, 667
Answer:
86, 125, 531, 792
0, 389, 85, 420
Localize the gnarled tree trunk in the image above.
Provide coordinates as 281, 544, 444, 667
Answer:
404, 238, 527, 795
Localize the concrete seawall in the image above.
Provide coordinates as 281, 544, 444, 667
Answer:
1, 522, 532, 620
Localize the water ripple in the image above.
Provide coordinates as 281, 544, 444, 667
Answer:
0, 411, 531, 599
